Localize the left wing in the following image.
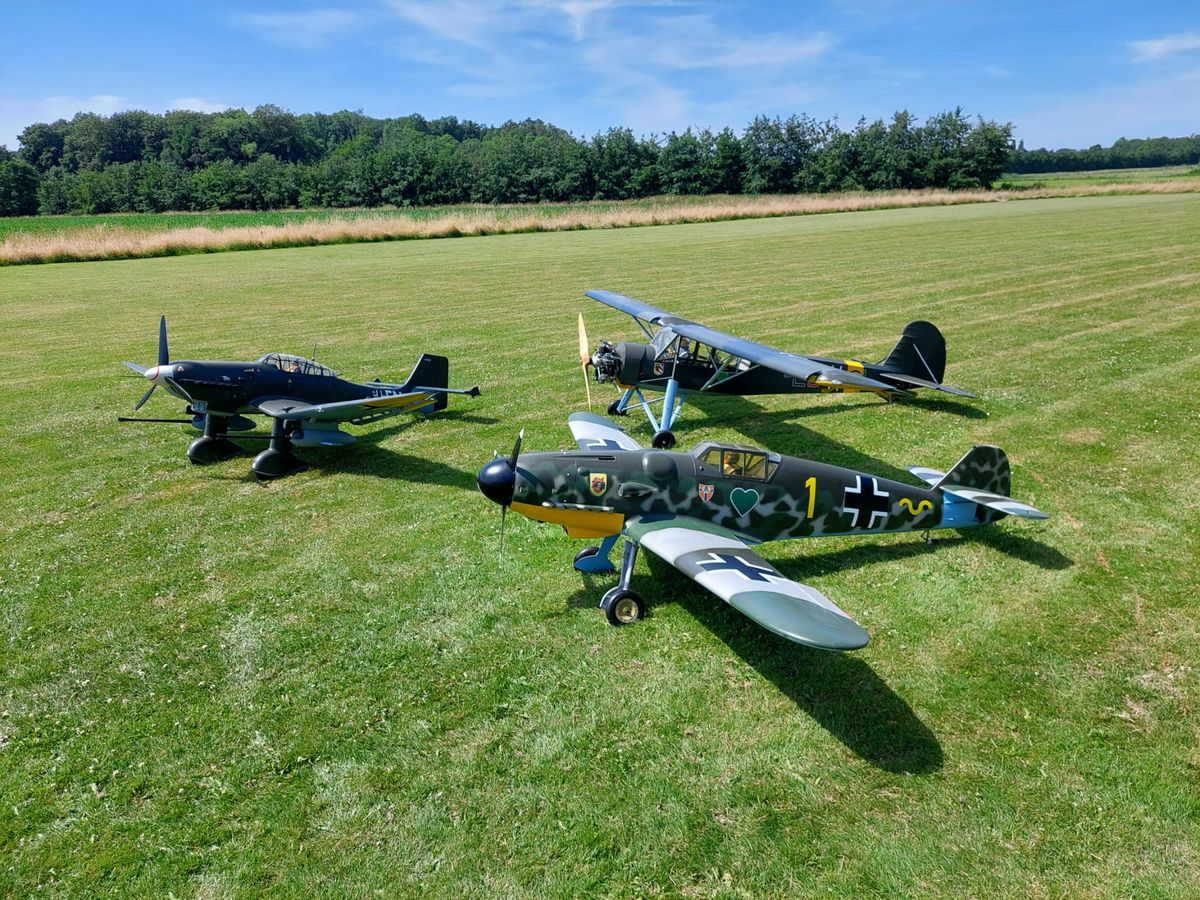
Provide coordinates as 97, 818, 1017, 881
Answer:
626, 518, 869, 651
567, 411, 643, 451
252, 391, 440, 424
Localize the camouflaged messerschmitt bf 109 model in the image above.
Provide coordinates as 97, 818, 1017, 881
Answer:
119, 316, 479, 479
577, 290, 974, 449
478, 413, 1046, 651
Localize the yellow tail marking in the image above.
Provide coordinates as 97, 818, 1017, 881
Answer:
899, 497, 933, 516
843, 358, 865, 376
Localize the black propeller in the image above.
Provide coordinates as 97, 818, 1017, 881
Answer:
128, 315, 172, 410
477, 430, 523, 557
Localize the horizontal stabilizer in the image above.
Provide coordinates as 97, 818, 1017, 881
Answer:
811, 367, 910, 395
907, 465, 946, 486
940, 485, 1049, 520
881, 372, 975, 398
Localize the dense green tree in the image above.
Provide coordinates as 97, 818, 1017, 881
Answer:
0, 158, 40, 215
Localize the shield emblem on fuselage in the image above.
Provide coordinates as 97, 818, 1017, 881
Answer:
589, 473, 609, 497
698, 483, 714, 502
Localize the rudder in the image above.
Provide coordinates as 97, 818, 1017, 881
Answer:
881, 321, 946, 384
403, 353, 450, 411
936, 445, 1010, 496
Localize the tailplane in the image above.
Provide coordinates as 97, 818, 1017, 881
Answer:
878, 321, 974, 397
931, 445, 1048, 523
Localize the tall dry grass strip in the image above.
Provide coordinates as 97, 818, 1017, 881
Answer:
2, 181, 1197, 266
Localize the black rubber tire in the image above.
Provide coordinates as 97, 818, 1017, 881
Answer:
607, 399, 627, 417
651, 430, 676, 450
601, 588, 645, 626
574, 546, 600, 565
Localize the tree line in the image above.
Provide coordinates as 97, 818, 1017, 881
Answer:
1, 104, 1016, 217
1007, 135, 1200, 174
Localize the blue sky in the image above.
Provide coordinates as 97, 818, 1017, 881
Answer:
1, 1, 1197, 152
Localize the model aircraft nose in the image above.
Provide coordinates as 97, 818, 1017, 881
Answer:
145, 364, 179, 383
477, 458, 516, 507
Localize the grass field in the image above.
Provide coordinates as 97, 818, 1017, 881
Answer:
2, 194, 1198, 896
1000, 164, 1200, 189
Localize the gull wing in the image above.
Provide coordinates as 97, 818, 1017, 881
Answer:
252, 391, 440, 424
567, 411, 643, 451
625, 518, 869, 651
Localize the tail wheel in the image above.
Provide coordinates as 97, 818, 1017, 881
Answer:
601, 588, 645, 626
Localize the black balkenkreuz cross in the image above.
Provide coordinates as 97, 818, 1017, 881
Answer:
695, 552, 778, 583
843, 475, 890, 528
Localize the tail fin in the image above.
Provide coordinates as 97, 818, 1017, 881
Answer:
935, 445, 1048, 523
402, 353, 450, 411
881, 321, 946, 384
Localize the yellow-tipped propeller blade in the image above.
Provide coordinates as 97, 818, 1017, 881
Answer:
577, 312, 593, 409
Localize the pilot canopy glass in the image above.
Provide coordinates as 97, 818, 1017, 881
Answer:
695, 445, 780, 480
257, 353, 335, 377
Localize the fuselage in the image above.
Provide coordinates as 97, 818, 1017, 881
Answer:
151, 353, 408, 416
506, 443, 990, 543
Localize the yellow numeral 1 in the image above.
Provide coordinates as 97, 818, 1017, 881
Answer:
805, 476, 816, 518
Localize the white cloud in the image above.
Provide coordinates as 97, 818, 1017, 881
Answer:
1129, 31, 1200, 62
235, 8, 363, 49
169, 97, 229, 114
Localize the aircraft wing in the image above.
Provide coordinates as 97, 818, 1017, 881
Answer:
625, 518, 869, 651
252, 391, 440, 424
585, 289, 691, 327
567, 411, 643, 451
666, 319, 905, 394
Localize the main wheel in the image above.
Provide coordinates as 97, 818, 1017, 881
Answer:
607, 399, 627, 417
651, 430, 676, 450
575, 546, 600, 565
601, 588, 645, 626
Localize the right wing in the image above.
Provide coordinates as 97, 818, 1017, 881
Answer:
252, 391, 440, 424
567, 411, 643, 451
626, 518, 869, 651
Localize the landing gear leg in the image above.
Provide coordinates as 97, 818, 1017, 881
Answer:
922, 529, 932, 544
251, 418, 308, 480
600, 539, 646, 626
187, 414, 242, 464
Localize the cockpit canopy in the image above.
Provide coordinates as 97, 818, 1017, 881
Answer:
693, 442, 781, 481
257, 353, 335, 378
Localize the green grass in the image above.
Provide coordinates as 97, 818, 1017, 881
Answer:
999, 164, 1200, 188
2, 194, 1198, 896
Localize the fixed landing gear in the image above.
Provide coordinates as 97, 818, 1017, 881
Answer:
607, 398, 627, 417
599, 539, 646, 626
651, 430, 676, 450
251, 418, 308, 480
187, 414, 242, 464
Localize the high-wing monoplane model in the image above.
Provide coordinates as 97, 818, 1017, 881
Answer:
478, 413, 1046, 651
120, 317, 480, 479
579, 290, 974, 448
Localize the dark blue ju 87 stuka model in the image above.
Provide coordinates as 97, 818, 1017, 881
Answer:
478, 413, 1047, 651
120, 317, 479, 479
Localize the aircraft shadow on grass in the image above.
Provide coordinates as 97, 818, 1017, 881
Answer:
565, 551, 943, 774
564, 527, 1068, 772
214, 409, 497, 487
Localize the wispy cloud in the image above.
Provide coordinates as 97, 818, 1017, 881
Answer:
1129, 30, 1200, 62
235, 8, 364, 49
169, 97, 229, 114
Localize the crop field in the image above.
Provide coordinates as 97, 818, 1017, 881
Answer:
1001, 164, 1200, 189
2, 194, 1198, 896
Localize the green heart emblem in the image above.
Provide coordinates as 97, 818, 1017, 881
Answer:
730, 487, 761, 518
